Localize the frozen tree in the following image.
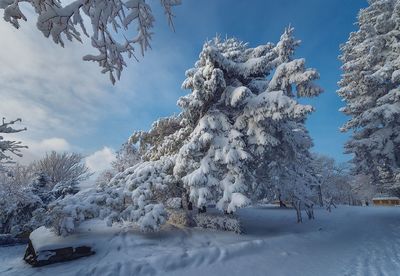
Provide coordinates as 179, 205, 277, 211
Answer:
96, 142, 141, 187
350, 174, 376, 205
2, 163, 34, 188
0, 117, 27, 170
338, 0, 400, 193
47, 157, 173, 235
112, 142, 141, 173
32, 151, 92, 188
312, 154, 355, 210
0, 0, 182, 84
29, 172, 54, 204
0, 169, 43, 235
0, 162, 85, 236
47, 27, 323, 235
160, 27, 320, 219
96, 169, 115, 188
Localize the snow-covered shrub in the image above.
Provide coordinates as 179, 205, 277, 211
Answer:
112, 142, 142, 173
338, 0, 400, 192
166, 197, 182, 209
0, 0, 181, 84
0, 176, 43, 235
0, 161, 85, 236
194, 213, 242, 234
166, 209, 195, 227
47, 157, 174, 235
46, 27, 323, 235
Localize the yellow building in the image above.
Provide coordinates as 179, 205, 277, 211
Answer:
372, 196, 400, 206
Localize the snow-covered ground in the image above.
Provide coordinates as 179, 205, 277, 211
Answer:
1, 205, 400, 276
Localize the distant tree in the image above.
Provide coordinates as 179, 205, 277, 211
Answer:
0, 117, 27, 170
32, 151, 92, 187
0, 0, 182, 84
95, 142, 141, 187
312, 154, 355, 210
350, 174, 376, 204
112, 142, 141, 173
338, 0, 400, 193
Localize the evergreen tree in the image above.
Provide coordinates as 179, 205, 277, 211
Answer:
338, 0, 400, 192
48, 28, 323, 235
30, 172, 53, 204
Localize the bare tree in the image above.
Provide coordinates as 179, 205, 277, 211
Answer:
312, 154, 355, 208
33, 151, 92, 186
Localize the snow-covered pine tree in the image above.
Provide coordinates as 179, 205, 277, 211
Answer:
173, 28, 322, 217
29, 172, 54, 204
48, 27, 322, 235
0, 117, 27, 170
0, 0, 181, 84
338, 0, 400, 193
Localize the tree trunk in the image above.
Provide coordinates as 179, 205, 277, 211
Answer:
318, 185, 323, 207
198, 206, 206, 213
294, 200, 302, 223
305, 204, 314, 220
181, 190, 193, 211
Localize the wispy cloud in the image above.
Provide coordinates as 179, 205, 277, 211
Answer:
0, 7, 188, 163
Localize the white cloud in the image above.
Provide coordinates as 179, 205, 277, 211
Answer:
9, 137, 72, 164
0, 7, 188, 164
0, 11, 135, 141
85, 147, 116, 174
32, 137, 71, 153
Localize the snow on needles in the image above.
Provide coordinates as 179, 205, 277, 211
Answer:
47, 27, 323, 235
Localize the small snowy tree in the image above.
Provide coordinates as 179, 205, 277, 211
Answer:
338, 0, 400, 193
0, 117, 27, 170
0, 0, 181, 84
47, 27, 323, 235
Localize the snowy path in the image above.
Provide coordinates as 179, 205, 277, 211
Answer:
1, 206, 400, 276
341, 210, 400, 276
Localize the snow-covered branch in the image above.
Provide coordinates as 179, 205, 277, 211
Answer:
0, 117, 27, 168
0, 0, 181, 84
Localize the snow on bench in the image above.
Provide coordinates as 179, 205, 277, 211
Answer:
23, 221, 111, 267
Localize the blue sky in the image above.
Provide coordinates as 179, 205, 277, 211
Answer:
0, 0, 368, 171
